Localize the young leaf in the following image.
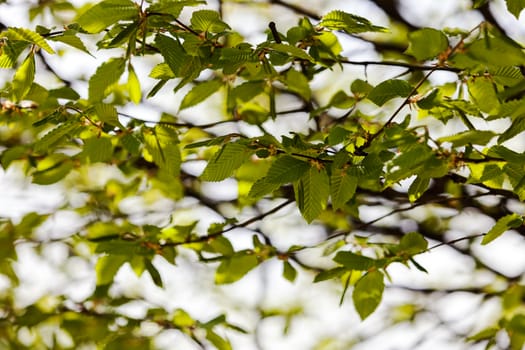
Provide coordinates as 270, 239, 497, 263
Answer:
352, 271, 385, 320
94, 103, 124, 129
505, 0, 525, 19
12, 53, 35, 101
81, 137, 113, 163
147, 0, 205, 17
76, 0, 138, 33
438, 130, 496, 147
180, 79, 223, 110
294, 166, 330, 223
200, 142, 253, 181
4, 27, 55, 54
320, 10, 387, 34
88, 58, 126, 102
408, 176, 430, 202
155, 34, 187, 77
467, 77, 500, 115
282, 261, 297, 282
190, 9, 230, 33
330, 167, 357, 209
367, 79, 413, 106
406, 28, 448, 61
265, 155, 310, 184
482, 213, 523, 245
143, 127, 181, 176
266, 43, 314, 62
283, 69, 311, 100
333, 251, 375, 270
34, 120, 80, 154
215, 252, 259, 284
127, 63, 141, 104
96, 255, 127, 285
48, 30, 91, 55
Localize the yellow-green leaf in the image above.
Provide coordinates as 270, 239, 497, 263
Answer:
127, 63, 141, 104
77, 0, 138, 34
180, 79, 223, 110
12, 53, 35, 101
88, 58, 126, 102
352, 271, 385, 320
482, 213, 523, 245
294, 166, 330, 223
5, 27, 55, 54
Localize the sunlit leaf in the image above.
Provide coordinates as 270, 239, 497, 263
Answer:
482, 213, 523, 245
352, 271, 385, 320
77, 0, 138, 33
367, 79, 413, 106
201, 142, 253, 181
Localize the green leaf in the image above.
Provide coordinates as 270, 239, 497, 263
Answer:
467, 77, 500, 114
190, 9, 230, 33
505, 0, 525, 19
498, 117, 525, 144
206, 330, 232, 350
34, 120, 80, 154
32, 156, 73, 184
294, 166, 330, 223
143, 126, 181, 176
180, 79, 223, 110
397, 232, 428, 255
467, 327, 499, 342
88, 58, 126, 102
352, 271, 385, 320
408, 176, 429, 202
96, 255, 127, 285
481, 213, 523, 245
94, 103, 124, 129
406, 28, 448, 61
282, 69, 311, 100
333, 251, 375, 270
248, 177, 281, 198
282, 261, 297, 282
265, 155, 310, 184
4, 27, 55, 54
81, 137, 113, 163
215, 252, 259, 284
76, 0, 138, 33
127, 64, 141, 104
201, 142, 253, 181
313, 267, 347, 282
155, 34, 187, 77
266, 43, 314, 62
147, 0, 205, 17
330, 167, 357, 209
467, 36, 525, 67
12, 53, 35, 101
48, 30, 91, 55
320, 10, 387, 34
145, 259, 163, 287
0, 40, 27, 68
367, 79, 413, 106
438, 130, 496, 147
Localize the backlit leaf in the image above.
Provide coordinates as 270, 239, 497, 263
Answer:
505, 0, 525, 18
406, 28, 448, 61
12, 53, 35, 101
352, 271, 385, 320
334, 251, 375, 270
265, 155, 310, 184
180, 79, 223, 110
320, 10, 387, 34
201, 142, 253, 181
215, 252, 259, 284
77, 0, 138, 33
482, 213, 523, 245
294, 166, 330, 223
330, 167, 357, 209
367, 79, 413, 106
88, 58, 126, 102
4, 27, 55, 54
